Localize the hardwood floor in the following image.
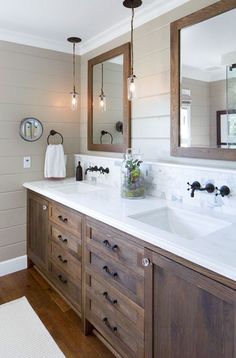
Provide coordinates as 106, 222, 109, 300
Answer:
0, 268, 115, 358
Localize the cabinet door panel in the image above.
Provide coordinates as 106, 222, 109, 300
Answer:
144, 249, 236, 358
27, 191, 48, 271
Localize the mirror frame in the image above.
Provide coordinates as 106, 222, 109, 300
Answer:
88, 43, 131, 152
19, 117, 43, 142
171, 0, 236, 161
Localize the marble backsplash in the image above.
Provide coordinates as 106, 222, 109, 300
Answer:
74, 154, 236, 215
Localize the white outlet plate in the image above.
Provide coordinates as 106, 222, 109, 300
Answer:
23, 156, 31, 169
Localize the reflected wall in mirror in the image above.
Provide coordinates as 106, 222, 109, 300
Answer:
19, 117, 43, 142
88, 43, 131, 152
171, 0, 236, 160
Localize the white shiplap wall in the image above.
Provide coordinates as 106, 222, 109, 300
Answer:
0, 41, 80, 262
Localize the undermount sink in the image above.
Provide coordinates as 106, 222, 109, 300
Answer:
53, 182, 101, 195
130, 206, 231, 240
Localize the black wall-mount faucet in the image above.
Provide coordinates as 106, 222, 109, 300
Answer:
187, 181, 215, 198
187, 182, 231, 198
85, 165, 110, 175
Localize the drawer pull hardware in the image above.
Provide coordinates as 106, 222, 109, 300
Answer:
57, 274, 67, 284
142, 258, 151, 267
103, 240, 118, 251
103, 292, 118, 305
58, 255, 67, 264
42, 205, 47, 211
103, 317, 117, 333
58, 235, 68, 244
58, 215, 68, 223
103, 265, 118, 278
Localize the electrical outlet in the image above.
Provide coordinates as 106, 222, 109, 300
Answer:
23, 156, 31, 169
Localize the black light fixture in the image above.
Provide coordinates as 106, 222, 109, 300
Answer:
99, 63, 106, 112
123, 0, 142, 101
67, 36, 81, 111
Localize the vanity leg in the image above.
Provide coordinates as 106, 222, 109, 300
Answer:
82, 317, 93, 335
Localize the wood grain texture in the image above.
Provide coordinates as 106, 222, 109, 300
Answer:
144, 248, 236, 358
0, 268, 114, 358
171, 0, 236, 161
27, 191, 49, 272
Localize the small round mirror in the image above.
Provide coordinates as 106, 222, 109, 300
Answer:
19, 117, 43, 142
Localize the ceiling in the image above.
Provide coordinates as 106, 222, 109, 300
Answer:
0, 0, 189, 54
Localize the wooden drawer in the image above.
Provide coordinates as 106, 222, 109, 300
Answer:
86, 248, 144, 307
86, 297, 144, 358
49, 224, 81, 259
49, 203, 82, 237
86, 218, 144, 276
49, 241, 81, 284
86, 274, 144, 336
49, 262, 81, 311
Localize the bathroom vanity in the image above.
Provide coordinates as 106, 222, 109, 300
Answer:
24, 179, 236, 358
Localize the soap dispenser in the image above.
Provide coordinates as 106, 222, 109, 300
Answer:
76, 161, 83, 181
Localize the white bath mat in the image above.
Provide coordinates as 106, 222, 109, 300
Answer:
0, 296, 65, 358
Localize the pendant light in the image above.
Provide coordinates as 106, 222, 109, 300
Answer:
67, 37, 81, 111
99, 63, 106, 112
123, 0, 142, 101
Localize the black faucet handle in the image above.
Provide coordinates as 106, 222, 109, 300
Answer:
187, 181, 201, 191
204, 183, 215, 194
215, 185, 230, 197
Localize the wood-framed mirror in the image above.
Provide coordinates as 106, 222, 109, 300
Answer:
88, 43, 131, 152
171, 0, 236, 160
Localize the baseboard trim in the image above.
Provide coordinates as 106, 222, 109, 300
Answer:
0, 255, 27, 277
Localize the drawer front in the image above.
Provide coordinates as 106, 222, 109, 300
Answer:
49, 203, 81, 237
50, 225, 81, 259
86, 249, 144, 307
49, 241, 81, 283
86, 274, 144, 336
86, 297, 144, 358
49, 262, 81, 311
86, 219, 144, 276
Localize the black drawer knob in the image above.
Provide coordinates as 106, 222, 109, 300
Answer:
103, 265, 118, 278
58, 235, 68, 244
103, 240, 118, 251
103, 291, 118, 305
57, 274, 67, 284
58, 255, 67, 264
58, 215, 68, 223
103, 317, 117, 333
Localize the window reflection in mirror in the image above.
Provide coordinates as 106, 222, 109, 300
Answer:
180, 8, 236, 149
92, 55, 124, 145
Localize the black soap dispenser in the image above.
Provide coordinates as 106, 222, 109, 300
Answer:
76, 161, 83, 181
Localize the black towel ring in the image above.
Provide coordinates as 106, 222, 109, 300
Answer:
47, 130, 64, 145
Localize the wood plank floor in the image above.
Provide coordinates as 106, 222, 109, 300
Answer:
0, 268, 115, 358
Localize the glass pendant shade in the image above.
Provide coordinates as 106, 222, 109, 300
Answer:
71, 91, 79, 111
67, 37, 81, 111
99, 93, 106, 112
127, 74, 137, 101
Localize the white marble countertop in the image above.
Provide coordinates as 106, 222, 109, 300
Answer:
23, 178, 236, 282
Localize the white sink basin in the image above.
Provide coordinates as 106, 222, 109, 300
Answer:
130, 206, 231, 240
53, 182, 101, 195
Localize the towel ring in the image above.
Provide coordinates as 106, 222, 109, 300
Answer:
47, 130, 64, 145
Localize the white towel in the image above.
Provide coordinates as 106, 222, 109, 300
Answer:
44, 144, 66, 178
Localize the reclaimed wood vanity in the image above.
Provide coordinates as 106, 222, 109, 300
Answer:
27, 189, 236, 358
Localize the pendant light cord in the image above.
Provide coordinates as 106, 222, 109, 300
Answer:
101, 63, 104, 95
131, 5, 135, 76
73, 42, 76, 92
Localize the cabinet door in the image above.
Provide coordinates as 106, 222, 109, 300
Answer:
143, 249, 236, 358
27, 191, 49, 271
